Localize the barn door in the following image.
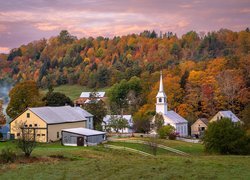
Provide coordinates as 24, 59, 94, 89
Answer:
77, 137, 84, 146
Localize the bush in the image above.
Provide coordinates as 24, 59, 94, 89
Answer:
0, 147, 17, 163
158, 125, 175, 139
168, 132, 177, 140
203, 118, 250, 155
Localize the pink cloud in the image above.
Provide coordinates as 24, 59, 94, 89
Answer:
0, 47, 10, 54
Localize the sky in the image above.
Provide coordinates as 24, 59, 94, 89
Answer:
0, 0, 249, 53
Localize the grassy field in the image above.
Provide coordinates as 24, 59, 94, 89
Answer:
41, 85, 109, 100
0, 139, 250, 179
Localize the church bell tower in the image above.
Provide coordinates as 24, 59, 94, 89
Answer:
156, 71, 168, 115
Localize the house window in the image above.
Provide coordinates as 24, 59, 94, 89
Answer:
17, 133, 20, 136
159, 98, 162, 102
29, 124, 32, 127
27, 113, 30, 118
42, 134, 45, 136
57, 132, 59, 138
37, 134, 40, 136
34, 124, 37, 127
24, 124, 28, 127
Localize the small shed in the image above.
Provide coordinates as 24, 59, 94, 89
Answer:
191, 118, 209, 137
61, 128, 106, 146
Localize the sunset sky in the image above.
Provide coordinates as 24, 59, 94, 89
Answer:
0, 0, 249, 53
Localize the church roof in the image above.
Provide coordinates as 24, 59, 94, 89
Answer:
163, 111, 188, 124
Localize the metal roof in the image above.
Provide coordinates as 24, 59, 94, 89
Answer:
163, 111, 188, 124
218, 111, 240, 122
103, 115, 133, 126
29, 106, 93, 124
62, 127, 106, 136
80, 92, 105, 98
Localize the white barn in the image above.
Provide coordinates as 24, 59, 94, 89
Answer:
102, 115, 133, 133
152, 72, 188, 137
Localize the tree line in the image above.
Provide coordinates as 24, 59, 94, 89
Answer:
0, 28, 249, 127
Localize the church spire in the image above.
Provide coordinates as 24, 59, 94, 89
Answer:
159, 71, 164, 92
156, 71, 168, 115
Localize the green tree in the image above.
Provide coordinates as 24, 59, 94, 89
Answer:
6, 81, 44, 118
58, 30, 77, 44
203, 118, 249, 154
154, 113, 164, 132
108, 116, 129, 133
108, 76, 142, 114
158, 125, 175, 139
241, 104, 250, 129
42, 91, 73, 106
83, 92, 107, 130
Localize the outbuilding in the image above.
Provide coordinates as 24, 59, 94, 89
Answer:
62, 127, 106, 146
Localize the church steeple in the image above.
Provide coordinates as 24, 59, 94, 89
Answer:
156, 71, 168, 115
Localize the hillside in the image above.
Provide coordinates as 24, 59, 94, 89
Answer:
0, 29, 249, 121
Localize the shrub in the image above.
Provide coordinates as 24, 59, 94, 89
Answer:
168, 132, 177, 140
158, 125, 175, 139
203, 118, 250, 155
0, 147, 17, 163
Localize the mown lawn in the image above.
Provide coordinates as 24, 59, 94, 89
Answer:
0, 140, 250, 179
107, 141, 174, 155
41, 85, 109, 100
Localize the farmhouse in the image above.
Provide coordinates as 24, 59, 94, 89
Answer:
62, 127, 106, 146
10, 106, 93, 142
152, 72, 188, 137
191, 118, 209, 137
74, 91, 106, 106
210, 110, 240, 123
102, 115, 133, 133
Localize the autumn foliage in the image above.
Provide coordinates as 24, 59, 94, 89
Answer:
0, 29, 249, 122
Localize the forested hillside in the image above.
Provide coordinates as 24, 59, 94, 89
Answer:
0, 29, 249, 122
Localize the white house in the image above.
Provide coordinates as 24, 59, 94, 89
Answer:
102, 115, 133, 133
210, 110, 240, 123
74, 92, 106, 106
152, 72, 188, 137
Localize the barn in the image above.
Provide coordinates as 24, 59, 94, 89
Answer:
62, 128, 106, 146
10, 106, 93, 142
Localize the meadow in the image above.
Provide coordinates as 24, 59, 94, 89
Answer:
41, 85, 109, 100
0, 139, 249, 180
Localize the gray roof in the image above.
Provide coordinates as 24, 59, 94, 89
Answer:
163, 111, 188, 124
198, 118, 209, 125
219, 111, 240, 122
62, 127, 106, 136
29, 106, 93, 124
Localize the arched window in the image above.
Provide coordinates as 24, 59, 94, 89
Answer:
159, 98, 162, 102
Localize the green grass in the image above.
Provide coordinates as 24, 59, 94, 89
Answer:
41, 84, 109, 100
115, 137, 205, 155
107, 141, 173, 155
0, 139, 250, 179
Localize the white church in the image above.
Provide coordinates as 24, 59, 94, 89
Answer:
153, 72, 188, 137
